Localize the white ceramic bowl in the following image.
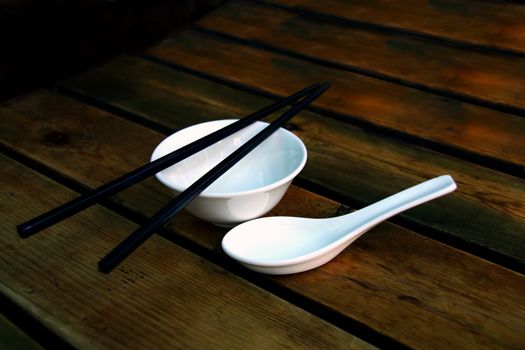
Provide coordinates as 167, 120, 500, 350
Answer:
151, 119, 307, 226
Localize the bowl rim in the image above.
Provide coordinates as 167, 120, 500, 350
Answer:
150, 119, 308, 198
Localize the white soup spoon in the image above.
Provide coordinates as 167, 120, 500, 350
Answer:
222, 175, 456, 275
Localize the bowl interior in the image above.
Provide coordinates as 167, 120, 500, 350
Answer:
151, 120, 307, 197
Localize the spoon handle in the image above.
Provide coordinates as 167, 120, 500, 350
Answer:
344, 175, 457, 236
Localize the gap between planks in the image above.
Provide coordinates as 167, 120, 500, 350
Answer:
245, 0, 525, 58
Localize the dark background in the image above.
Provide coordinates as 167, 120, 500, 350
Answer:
0, 0, 224, 101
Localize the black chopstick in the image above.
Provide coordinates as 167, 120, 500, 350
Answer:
17, 83, 322, 238
98, 82, 331, 273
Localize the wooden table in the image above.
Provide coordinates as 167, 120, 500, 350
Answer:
2, 1, 525, 349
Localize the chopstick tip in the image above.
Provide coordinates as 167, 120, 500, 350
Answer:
17, 223, 35, 239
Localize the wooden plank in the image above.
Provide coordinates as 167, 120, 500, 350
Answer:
0, 313, 43, 350
258, 0, 525, 55
2, 91, 525, 349
197, 0, 525, 114
143, 31, 525, 177
0, 153, 370, 349
56, 56, 525, 267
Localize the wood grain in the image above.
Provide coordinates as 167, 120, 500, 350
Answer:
144, 31, 525, 176
0, 153, 370, 350
258, 0, 525, 55
197, 0, 525, 114
2, 91, 525, 349
55, 57, 525, 266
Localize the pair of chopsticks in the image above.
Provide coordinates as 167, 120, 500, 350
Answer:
18, 82, 330, 273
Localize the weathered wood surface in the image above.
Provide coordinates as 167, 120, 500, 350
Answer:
3, 0, 525, 348
0, 153, 370, 350
257, 0, 525, 55
145, 31, 525, 176
56, 56, 525, 268
196, 0, 525, 114
2, 91, 525, 349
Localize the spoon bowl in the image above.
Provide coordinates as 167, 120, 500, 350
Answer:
222, 175, 457, 274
